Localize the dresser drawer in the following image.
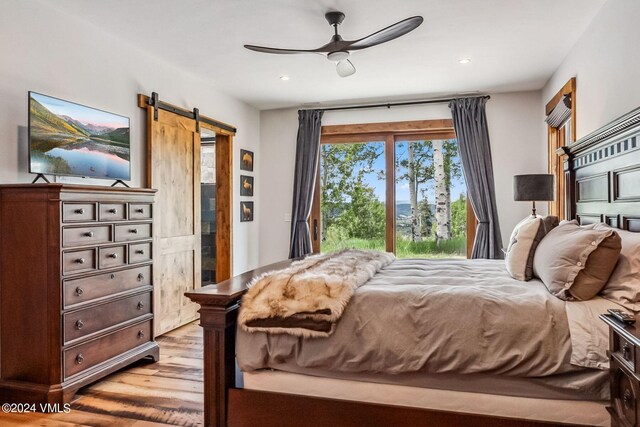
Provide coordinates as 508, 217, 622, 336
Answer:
62, 225, 111, 248
614, 330, 637, 372
129, 242, 152, 264
63, 292, 151, 344
62, 249, 96, 275
115, 223, 152, 242
99, 203, 127, 221
62, 203, 96, 223
63, 265, 151, 307
98, 245, 127, 269
611, 358, 639, 427
130, 203, 152, 220
63, 320, 152, 380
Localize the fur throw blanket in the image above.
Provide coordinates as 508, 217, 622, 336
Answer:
238, 249, 395, 338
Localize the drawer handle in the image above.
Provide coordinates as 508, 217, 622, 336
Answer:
108, 253, 119, 259
137, 330, 145, 339
75, 353, 84, 364
135, 208, 144, 213
75, 320, 84, 330
130, 228, 139, 234
75, 287, 84, 296
623, 342, 632, 360
75, 208, 85, 214
84, 231, 94, 237
624, 389, 633, 409
110, 273, 116, 279
136, 249, 145, 255
137, 273, 144, 282
108, 208, 118, 214
75, 258, 85, 264
137, 301, 145, 310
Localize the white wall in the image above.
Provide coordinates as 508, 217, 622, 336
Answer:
0, 0, 261, 274
543, 0, 640, 139
259, 91, 544, 265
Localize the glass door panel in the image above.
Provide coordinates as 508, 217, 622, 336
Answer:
319, 141, 385, 253
394, 139, 466, 258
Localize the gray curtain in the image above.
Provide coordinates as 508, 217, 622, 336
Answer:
449, 97, 503, 259
289, 109, 324, 259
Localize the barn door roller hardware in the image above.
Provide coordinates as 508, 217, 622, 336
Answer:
143, 92, 237, 134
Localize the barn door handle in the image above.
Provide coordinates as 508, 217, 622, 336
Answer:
313, 219, 318, 241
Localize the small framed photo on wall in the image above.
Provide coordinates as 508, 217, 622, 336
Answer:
240, 201, 254, 222
240, 149, 254, 172
240, 175, 254, 197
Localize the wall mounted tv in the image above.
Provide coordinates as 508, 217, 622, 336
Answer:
29, 92, 131, 181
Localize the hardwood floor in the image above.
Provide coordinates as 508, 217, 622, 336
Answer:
0, 322, 204, 426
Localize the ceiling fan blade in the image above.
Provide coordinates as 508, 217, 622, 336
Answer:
336, 59, 356, 77
244, 44, 323, 55
346, 16, 423, 50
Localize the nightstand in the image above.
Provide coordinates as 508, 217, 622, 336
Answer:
601, 313, 640, 427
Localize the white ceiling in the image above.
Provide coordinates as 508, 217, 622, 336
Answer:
50, 0, 606, 110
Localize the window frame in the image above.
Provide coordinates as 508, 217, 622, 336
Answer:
546, 78, 576, 220
310, 119, 477, 258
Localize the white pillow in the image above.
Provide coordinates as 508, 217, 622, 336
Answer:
505, 215, 558, 281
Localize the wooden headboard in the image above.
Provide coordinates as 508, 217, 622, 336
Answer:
562, 106, 640, 231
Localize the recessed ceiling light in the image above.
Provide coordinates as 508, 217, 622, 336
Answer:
458, 58, 472, 64
280, 75, 290, 81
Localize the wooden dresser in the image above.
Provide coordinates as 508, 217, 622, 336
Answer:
602, 313, 640, 427
0, 184, 159, 404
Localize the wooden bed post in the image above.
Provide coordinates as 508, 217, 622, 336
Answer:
186, 259, 295, 427
199, 303, 238, 427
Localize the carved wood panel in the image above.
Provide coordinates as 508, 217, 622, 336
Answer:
565, 106, 640, 231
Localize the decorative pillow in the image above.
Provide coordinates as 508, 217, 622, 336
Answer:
505, 215, 558, 281
533, 220, 621, 300
594, 223, 640, 311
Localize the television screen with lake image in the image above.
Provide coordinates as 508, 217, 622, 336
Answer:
29, 92, 130, 180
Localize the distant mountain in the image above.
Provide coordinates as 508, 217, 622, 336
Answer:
30, 98, 90, 137
98, 127, 130, 145
396, 202, 434, 218
60, 116, 113, 135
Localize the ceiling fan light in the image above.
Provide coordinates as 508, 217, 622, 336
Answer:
336, 59, 356, 77
327, 51, 350, 62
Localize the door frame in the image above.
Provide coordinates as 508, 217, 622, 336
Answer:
310, 119, 477, 258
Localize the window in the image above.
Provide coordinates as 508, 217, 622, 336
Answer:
310, 120, 475, 258
546, 78, 576, 220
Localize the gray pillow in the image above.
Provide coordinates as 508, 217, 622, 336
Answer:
533, 220, 621, 300
505, 215, 558, 281
594, 223, 640, 311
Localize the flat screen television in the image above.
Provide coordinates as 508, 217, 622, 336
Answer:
29, 91, 131, 181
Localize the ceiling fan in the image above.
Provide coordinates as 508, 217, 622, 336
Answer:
244, 11, 424, 77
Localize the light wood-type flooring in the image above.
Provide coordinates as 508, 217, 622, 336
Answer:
0, 322, 204, 426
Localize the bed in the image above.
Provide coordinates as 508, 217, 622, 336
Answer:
186, 105, 640, 427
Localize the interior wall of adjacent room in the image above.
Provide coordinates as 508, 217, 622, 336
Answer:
543, 0, 640, 139
0, 0, 260, 275
258, 91, 544, 265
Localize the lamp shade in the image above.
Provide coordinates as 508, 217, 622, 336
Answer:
513, 174, 555, 201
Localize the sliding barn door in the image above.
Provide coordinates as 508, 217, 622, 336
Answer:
146, 108, 201, 336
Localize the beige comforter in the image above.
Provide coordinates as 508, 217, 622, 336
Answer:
237, 258, 583, 377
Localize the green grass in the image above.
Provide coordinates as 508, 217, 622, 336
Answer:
322, 236, 466, 258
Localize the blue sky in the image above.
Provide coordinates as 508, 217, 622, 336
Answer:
363, 141, 466, 203
32, 92, 129, 129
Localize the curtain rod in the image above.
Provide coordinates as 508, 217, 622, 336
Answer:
313, 95, 490, 112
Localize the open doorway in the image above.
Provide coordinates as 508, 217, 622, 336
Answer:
200, 128, 216, 285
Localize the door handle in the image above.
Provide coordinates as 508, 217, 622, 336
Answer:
313, 219, 318, 241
